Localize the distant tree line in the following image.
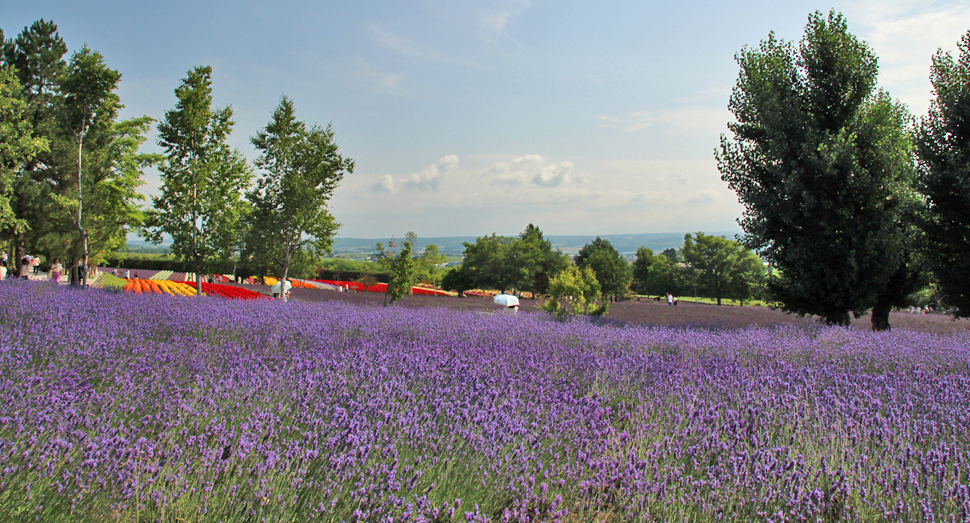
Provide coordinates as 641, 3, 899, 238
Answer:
440, 224, 768, 306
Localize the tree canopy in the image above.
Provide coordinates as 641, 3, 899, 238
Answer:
242, 96, 353, 300
717, 10, 918, 329
145, 66, 250, 296
916, 30, 970, 318
574, 236, 629, 298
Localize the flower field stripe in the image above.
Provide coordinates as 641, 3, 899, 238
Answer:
2, 281, 970, 521
312, 279, 451, 296
172, 280, 269, 300
149, 270, 174, 281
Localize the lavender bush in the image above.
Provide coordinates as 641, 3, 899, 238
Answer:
1, 280, 968, 522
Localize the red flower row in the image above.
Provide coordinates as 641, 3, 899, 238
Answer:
173, 281, 268, 301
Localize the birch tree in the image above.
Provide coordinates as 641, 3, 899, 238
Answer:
243, 96, 353, 300
145, 66, 250, 296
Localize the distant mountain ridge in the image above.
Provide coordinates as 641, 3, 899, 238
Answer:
330, 232, 741, 255
125, 232, 742, 256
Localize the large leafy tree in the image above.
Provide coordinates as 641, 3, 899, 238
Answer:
243, 96, 353, 300
461, 234, 526, 293
145, 66, 250, 296
717, 11, 918, 329
57, 45, 121, 286
574, 236, 630, 299
916, 31, 970, 318
516, 223, 569, 296
680, 232, 765, 306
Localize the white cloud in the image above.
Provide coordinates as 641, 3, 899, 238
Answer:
844, 1, 969, 116
480, 154, 574, 187
593, 104, 732, 138
475, 0, 531, 42
372, 155, 459, 193
533, 161, 574, 186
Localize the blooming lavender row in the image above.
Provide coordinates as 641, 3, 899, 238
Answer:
0, 280, 969, 522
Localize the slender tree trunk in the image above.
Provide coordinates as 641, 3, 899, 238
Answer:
77, 132, 88, 288
193, 187, 202, 298
15, 240, 24, 278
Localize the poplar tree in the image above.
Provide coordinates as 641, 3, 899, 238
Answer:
916, 31, 970, 318
717, 11, 917, 329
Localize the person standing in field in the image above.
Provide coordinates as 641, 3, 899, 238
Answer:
49, 259, 63, 283
19, 256, 30, 279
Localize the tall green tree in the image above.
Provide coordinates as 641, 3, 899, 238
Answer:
630, 246, 654, 295
517, 223, 569, 296
729, 250, 767, 306
145, 66, 250, 297
574, 236, 630, 299
418, 243, 447, 290
376, 235, 417, 305
243, 96, 353, 300
717, 11, 918, 329
916, 31, 970, 318
461, 234, 525, 293
441, 265, 475, 297
1, 20, 66, 273
57, 45, 121, 286
680, 232, 757, 306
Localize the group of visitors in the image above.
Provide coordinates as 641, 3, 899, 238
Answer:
0, 252, 64, 283
666, 293, 679, 306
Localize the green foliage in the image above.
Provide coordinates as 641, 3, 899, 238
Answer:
540, 265, 608, 320
441, 265, 475, 297
56, 45, 122, 285
456, 225, 567, 295
241, 96, 353, 298
145, 66, 250, 295
631, 246, 691, 297
516, 223, 569, 296
0, 20, 67, 267
417, 243, 447, 288
460, 233, 525, 293
377, 238, 417, 305
680, 232, 766, 306
916, 31, 970, 318
717, 10, 918, 327
574, 236, 630, 297
630, 246, 654, 295
0, 65, 48, 232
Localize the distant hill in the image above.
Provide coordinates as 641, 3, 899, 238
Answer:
125, 232, 742, 257
330, 232, 741, 255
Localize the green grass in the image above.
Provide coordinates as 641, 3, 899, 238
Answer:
96, 273, 128, 290
632, 295, 770, 307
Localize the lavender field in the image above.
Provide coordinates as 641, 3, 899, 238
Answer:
1, 281, 969, 522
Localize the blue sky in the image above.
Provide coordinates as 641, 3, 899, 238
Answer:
6, 1, 969, 238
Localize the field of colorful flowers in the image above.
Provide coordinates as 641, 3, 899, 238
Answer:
1, 280, 969, 521
314, 279, 452, 296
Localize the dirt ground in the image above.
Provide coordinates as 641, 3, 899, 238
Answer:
260, 286, 970, 333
